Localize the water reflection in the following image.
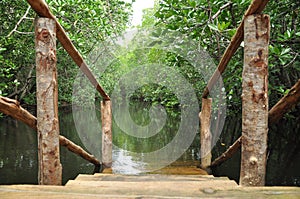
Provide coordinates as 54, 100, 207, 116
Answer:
0, 106, 199, 185
112, 148, 146, 175
0, 119, 38, 184
0, 112, 96, 185
1, 106, 298, 186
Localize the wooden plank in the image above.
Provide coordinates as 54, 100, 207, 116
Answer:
0, 184, 299, 198
65, 180, 238, 192
149, 166, 208, 175
73, 174, 219, 182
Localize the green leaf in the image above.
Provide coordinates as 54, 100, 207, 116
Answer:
281, 48, 291, 55
273, 46, 281, 55
208, 23, 218, 32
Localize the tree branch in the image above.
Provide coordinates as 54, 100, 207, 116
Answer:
211, 2, 233, 21
8, 65, 35, 100
283, 53, 298, 68
7, 6, 32, 37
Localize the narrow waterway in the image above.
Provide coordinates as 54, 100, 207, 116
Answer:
0, 104, 299, 185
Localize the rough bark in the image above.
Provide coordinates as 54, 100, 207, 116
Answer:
200, 98, 212, 169
202, 0, 269, 98
26, 0, 110, 100
269, 79, 300, 124
0, 95, 101, 171
240, 14, 270, 186
101, 100, 112, 168
35, 18, 62, 185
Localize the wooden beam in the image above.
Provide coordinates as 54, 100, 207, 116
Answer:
210, 136, 242, 168
0, 96, 101, 169
0, 97, 36, 129
202, 0, 269, 99
268, 79, 300, 124
26, 0, 110, 100
240, 14, 270, 186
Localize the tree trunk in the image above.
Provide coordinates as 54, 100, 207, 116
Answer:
101, 100, 112, 168
240, 14, 270, 186
35, 18, 62, 185
200, 98, 212, 170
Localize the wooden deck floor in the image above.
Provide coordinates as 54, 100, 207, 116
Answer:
0, 171, 299, 198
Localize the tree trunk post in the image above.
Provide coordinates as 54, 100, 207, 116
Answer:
200, 98, 212, 170
240, 14, 270, 186
101, 100, 112, 168
35, 18, 62, 185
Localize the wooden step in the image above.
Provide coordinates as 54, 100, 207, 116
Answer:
65, 173, 238, 198
102, 165, 209, 175
66, 178, 238, 188
65, 173, 239, 195
1, 182, 299, 198
73, 173, 217, 182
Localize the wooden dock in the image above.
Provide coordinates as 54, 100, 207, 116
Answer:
0, 172, 299, 198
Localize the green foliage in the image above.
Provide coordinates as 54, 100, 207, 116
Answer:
0, 0, 132, 105
154, 0, 300, 115
0, 0, 299, 115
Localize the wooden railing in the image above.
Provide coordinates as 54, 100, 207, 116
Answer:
0, 0, 113, 185
1, 0, 299, 187
200, 0, 300, 186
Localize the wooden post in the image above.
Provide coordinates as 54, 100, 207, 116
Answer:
200, 98, 212, 170
101, 100, 112, 168
240, 14, 270, 186
35, 18, 62, 185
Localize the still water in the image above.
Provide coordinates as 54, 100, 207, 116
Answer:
0, 104, 299, 186
0, 104, 200, 185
